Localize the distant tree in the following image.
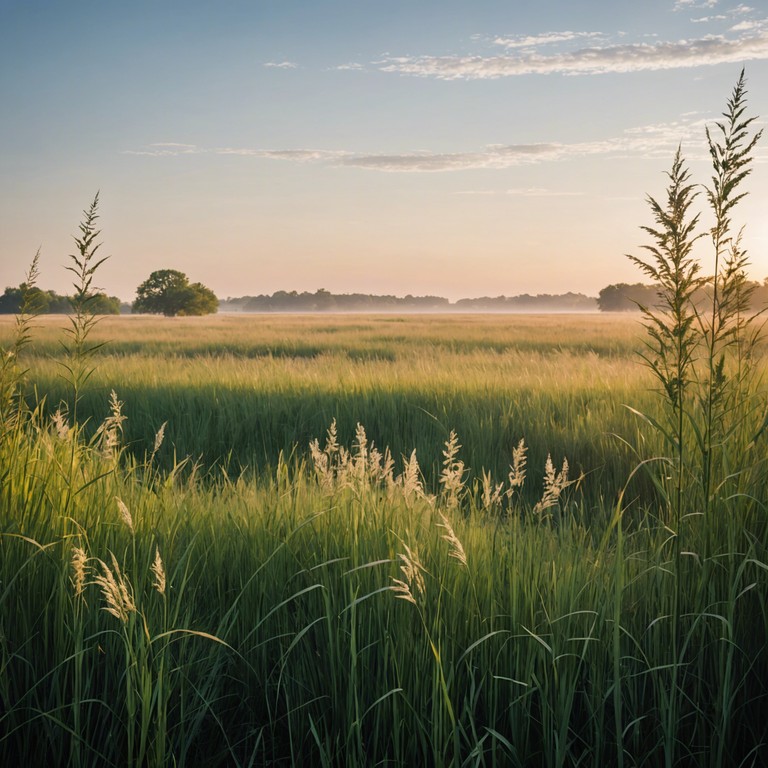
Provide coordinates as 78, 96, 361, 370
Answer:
0, 286, 27, 314
0, 285, 55, 314
597, 283, 660, 311
182, 282, 218, 316
86, 293, 121, 315
133, 269, 218, 316
47, 292, 72, 313
0, 283, 120, 315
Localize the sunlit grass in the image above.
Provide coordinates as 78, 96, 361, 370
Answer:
2, 311, 767, 766
0, 313, 659, 506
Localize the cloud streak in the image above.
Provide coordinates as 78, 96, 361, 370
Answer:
377, 30, 768, 79
124, 112, 762, 173
674, 0, 718, 10
457, 188, 584, 197
492, 31, 604, 49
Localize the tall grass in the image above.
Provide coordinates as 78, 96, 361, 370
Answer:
1, 313, 656, 508
3, 398, 766, 765
626, 69, 767, 768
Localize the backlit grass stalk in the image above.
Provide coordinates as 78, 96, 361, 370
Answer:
58, 194, 110, 524
626, 149, 702, 767
0, 251, 43, 434
627, 146, 702, 535
699, 70, 763, 552
61, 192, 109, 425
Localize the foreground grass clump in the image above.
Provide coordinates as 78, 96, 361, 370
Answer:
2, 392, 768, 767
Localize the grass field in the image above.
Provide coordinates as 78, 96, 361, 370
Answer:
1, 312, 655, 506
2, 310, 768, 767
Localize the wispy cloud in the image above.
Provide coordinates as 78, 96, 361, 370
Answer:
336, 144, 569, 172
492, 31, 603, 49
674, 0, 718, 10
224, 148, 349, 162
125, 142, 202, 156
377, 29, 768, 79
692, 4, 760, 24
264, 60, 298, 69
124, 113, 767, 172
334, 62, 365, 71
731, 19, 768, 32
457, 188, 584, 197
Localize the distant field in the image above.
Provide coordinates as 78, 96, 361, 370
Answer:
1, 312, 654, 504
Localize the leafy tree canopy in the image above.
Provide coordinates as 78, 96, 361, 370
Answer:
132, 269, 218, 317
0, 285, 119, 315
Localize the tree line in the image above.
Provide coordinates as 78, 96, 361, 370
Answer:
0, 284, 121, 315
222, 289, 597, 312
597, 279, 768, 311
5, 271, 768, 316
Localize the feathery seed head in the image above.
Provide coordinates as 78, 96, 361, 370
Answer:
115, 497, 134, 535
508, 439, 528, 490
324, 418, 339, 456
482, 469, 504, 509
153, 421, 167, 454
534, 454, 571, 515
392, 544, 426, 605
93, 553, 136, 623
52, 408, 70, 440
151, 547, 166, 596
440, 430, 465, 508
71, 546, 89, 598
400, 449, 424, 500
97, 390, 126, 458
438, 511, 468, 567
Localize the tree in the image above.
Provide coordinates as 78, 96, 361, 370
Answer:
182, 282, 218, 316
597, 282, 661, 311
132, 269, 218, 317
87, 293, 121, 315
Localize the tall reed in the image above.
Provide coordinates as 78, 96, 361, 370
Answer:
627, 69, 765, 768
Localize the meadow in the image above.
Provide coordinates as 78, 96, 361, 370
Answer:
2, 309, 768, 767
2, 70, 767, 768
2, 312, 653, 506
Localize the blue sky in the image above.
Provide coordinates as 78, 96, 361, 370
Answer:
1, 0, 767, 301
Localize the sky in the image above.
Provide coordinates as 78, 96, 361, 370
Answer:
1, 0, 768, 302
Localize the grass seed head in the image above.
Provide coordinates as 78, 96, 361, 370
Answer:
97, 390, 126, 458
93, 553, 136, 623
392, 544, 426, 605
151, 546, 166, 596
508, 438, 528, 491
400, 449, 424, 500
534, 454, 570, 515
51, 408, 70, 440
153, 421, 167, 454
482, 469, 504, 509
71, 546, 89, 598
438, 511, 468, 567
115, 497, 134, 535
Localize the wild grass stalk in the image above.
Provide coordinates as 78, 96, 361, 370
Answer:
700, 72, 763, 533
627, 71, 764, 766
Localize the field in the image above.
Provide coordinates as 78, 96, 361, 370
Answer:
2, 310, 768, 767
4, 313, 653, 501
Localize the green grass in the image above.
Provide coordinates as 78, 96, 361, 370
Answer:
1, 313, 657, 507
2, 311, 768, 767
